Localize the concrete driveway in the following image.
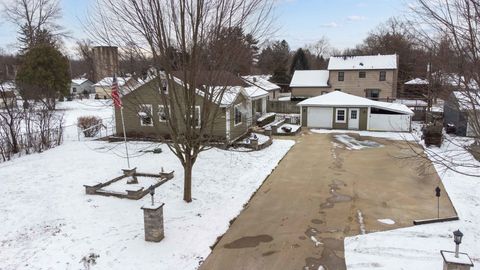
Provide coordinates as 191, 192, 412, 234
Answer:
200, 132, 456, 270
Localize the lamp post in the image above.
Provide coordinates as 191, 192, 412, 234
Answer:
453, 229, 463, 258
149, 185, 155, 206
435, 186, 441, 218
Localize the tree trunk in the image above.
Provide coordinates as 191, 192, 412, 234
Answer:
8, 123, 19, 154
183, 159, 193, 202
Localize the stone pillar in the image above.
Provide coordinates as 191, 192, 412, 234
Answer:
141, 203, 165, 242
123, 167, 138, 184
440, 250, 474, 270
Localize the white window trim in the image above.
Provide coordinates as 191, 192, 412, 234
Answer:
335, 108, 347, 123
139, 104, 154, 126
234, 104, 243, 126
158, 105, 167, 122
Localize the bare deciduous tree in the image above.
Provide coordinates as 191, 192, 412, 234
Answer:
405, 0, 480, 175
3, 0, 63, 49
87, 0, 274, 202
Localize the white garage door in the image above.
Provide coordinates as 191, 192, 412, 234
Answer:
307, 107, 333, 128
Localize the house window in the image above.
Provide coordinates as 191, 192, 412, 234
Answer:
338, 72, 344, 81
139, 104, 153, 126
72, 87, 77, 92
359, 71, 366, 78
234, 104, 243, 126
160, 79, 168, 94
336, 108, 346, 123
158, 105, 167, 122
365, 89, 380, 100
350, 110, 358, 119
379, 71, 386, 81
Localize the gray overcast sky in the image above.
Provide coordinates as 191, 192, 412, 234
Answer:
0, 0, 408, 55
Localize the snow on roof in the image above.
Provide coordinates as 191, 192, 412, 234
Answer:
453, 90, 480, 110
242, 75, 280, 91
394, 99, 428, 107
93, 77, 131, 87
328, 54, 397, 70
405, 78, 429, 85
211, 86, 244, 107
244, 86, 268, 100
290, 70, 329, 87
71, 78, 90, 85
297, 91, 413, 115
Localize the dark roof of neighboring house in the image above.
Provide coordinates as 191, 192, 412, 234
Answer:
171, 70, 248, 87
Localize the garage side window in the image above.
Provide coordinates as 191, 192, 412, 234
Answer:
336, 108, 346, 123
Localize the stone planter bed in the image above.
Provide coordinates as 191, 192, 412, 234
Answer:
84, 168, 174, 200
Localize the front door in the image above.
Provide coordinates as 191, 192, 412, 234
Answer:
348, 108, 360, 129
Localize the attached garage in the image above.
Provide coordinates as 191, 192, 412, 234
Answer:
298, 91, 413, 132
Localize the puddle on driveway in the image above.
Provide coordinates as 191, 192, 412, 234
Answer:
320, 179, 352, 209
224, 235, 273, 249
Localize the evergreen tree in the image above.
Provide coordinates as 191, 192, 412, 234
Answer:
16, 44, 70, 109
289, 48, 310, 75
259, 40, 291, 85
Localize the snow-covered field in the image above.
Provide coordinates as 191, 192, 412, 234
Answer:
0, 100, 294, 270
345, 135, 480, 269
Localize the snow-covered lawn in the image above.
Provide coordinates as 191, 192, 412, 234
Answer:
0, 99, 295, 269
0, 139, 294, 270
345, 135, 480, 269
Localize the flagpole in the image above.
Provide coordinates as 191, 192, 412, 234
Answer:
120, 106, 131, 168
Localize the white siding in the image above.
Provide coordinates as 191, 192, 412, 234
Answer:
307, 107, 333, 128
369, 114, 411, 132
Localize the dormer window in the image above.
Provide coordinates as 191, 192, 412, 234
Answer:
160, 79, 168, 94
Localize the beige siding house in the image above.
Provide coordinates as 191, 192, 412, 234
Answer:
290, 54, 399, 100
115, 72, 251, 143
93, 77, 138, 99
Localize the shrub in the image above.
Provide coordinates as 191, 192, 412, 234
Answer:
77, 116, 103, 137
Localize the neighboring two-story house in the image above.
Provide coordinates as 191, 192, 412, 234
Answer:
290, 54, 399, 100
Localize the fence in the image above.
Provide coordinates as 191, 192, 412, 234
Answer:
267, 100, 301, 114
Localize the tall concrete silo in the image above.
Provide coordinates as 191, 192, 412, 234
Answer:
93, 46, 119, 82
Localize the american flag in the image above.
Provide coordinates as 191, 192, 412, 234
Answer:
111, 75, 122, 108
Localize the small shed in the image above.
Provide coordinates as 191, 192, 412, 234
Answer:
297, 91, 413, 132
444, 90, 480, 137
70, 78, 94, 97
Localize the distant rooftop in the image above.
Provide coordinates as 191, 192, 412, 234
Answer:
405, 78, 429, 85
290, 70, 329, 87
328, 54, 398, 70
